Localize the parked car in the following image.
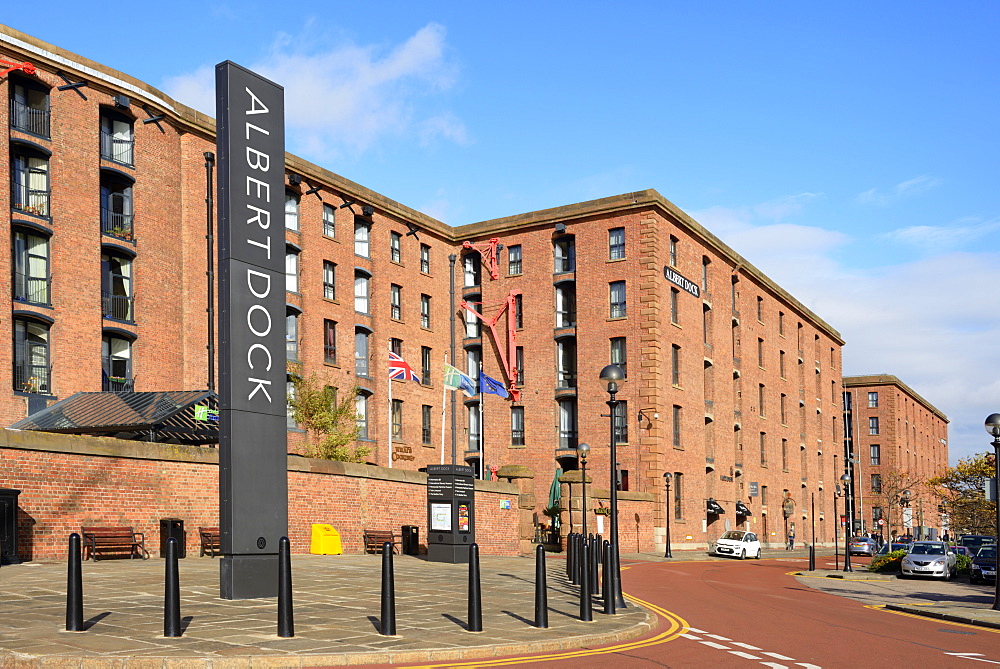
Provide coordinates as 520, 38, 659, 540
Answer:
959, 535, 996, 553
875, 542, 910, 556
899, 541, 958, 580
849, 537, 878, 556
969, 545, 997, 585
711, 530, 761, 560
951, 545, 973, 558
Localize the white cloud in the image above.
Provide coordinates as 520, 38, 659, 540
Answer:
857, 175, 942, 206
162, 22, 464, 161
882, 216, 1000, 251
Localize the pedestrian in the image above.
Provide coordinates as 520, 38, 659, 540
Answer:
787, 527, 795, 551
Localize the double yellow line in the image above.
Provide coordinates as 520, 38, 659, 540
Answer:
402, 594, 690, 668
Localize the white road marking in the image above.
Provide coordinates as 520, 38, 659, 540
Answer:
764, 652, 796, 660
944, 653, 1000, 665
729, 651, 761, 660
760, 664, 789, 669
796, 664, 823, 668
705, 633, 732, 641
733, 642, 763, 650
681, 633, 702, 640
700, 641, 731, 650
685, 626, 707, 633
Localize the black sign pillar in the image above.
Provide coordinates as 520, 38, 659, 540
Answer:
215, 62, 288, 599
426, 464, 475, 563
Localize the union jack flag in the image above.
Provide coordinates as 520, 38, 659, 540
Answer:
388, 352, 419, 382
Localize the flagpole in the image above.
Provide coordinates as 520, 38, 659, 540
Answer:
440, 352, 447, 465
479, 359, 485, 481
387, 345, 393, 469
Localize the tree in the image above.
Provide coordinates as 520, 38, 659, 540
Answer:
867, 466, 929, 540
928, 453, 996, 537
287, 374, 369, 463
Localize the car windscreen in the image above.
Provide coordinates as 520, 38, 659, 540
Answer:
720, 531, 745, 541
909, 544, 944, 555
976, 547, 996, 560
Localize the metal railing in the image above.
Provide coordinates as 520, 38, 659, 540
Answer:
556, 370, 577, 389
100, 129, 134, 166
101, 200, 134, 240
13, 272, 49, 305
14, 363, 50, 394
10, 99, 50, 137
12, 188, 49, 217
101, 292, 134, 322
103, 375, 135, 392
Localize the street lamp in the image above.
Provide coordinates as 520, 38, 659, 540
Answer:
600, 364, 627, 610
982, 414, 1000, 612
579, 443, 590, 539
663, 472, 673, 558
834, 483, 842, 570
841, 473, 853, 572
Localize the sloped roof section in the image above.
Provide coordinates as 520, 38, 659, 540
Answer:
10, 391, 219, 445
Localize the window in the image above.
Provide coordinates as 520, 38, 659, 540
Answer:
780, 394, 787, 425
421, 346, 432, 385
354, 219, 370, 257
511, 406, 525, 446
871, 474, 882, 493
757, 338, 765, 367
284, 191, 299, 231
102, 335, 132, 391
322, 203, 336, 237
389, 338, 402, 356
514, 294, 524, 329
556, 338, 577, 389
758, 384, 765, 417
100, 111, 134, 165
872, 506, 884, 522
868, 391, 879, 408
610, 337, 627, 378
323, 320, 337, 364
778, 311, 785, 336
756, 296, 764, 322
609, 227, 625, 260
870, 444, 881, 466
468, 403, 481, 451
761, 485, 768, 506
781, 438, 788, 471
555, 284, 575, 327
701, 257, 710, 292
671, 345, 681, 386
355, 391, 370, 439
9, 77, 50, 137
286, 377, 297, 430
11, 146, 49, 217
554, 237, 575, 273
355, 329, 370, 377
672, 405, 682, 448
463, 253, 481, 287
466, 346, 481, 379
673, 472, 683, 519
14, 318, 49, 393
669, 235, 678, 267
422, 405, 433, 445
609, 281, 626, 318
670, 288, 679, 324
558, 399, 578, 448
285, 312, 299, 361
464, 299, 482, 338
13, 229, 49, 305
354, 272, 370, 313
614, 400, 628, 444
702, 304, 711, 344
100, 172, 133, 240
285, 249, 299, 293
759, 432, 767, 466
101, 252, 133, 322
391, 399, 403, 438
390, 284, 402, 320
421, 294, 431, 328
323, 261, 336, 300
420, 244, 431, 273
390, 231, 402, 263
508, 244, 522, 274
779, 350, 786, 378
515, 346, 525, 386
869, 417, 879, 435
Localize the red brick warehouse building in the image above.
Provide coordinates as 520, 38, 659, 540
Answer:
0, 25, 849, 553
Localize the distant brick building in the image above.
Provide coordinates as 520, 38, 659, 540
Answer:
1, 26, 855, 551
843, 375, 949, 540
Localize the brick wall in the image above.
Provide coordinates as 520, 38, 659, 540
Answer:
0, 430, 520, 561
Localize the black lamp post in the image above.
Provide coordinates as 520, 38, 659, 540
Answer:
663, 472, 673, 558
982, 414, 1000, 611
834, 483, 842, 570
579, 443, 590, 539
898, 489, 911, 542
600, 364, 627, 610
841, 473, 852, 572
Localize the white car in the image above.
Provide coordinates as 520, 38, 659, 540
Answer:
712, 530, 761, 559
899, 541, 957, 580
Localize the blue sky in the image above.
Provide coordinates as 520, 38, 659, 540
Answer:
5, 2, 999, 463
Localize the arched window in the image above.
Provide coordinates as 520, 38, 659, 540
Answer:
11, 144, 49, 217
9, 75, 50, 137
13, 228, 50, 305
100, 109, 134, 166
102, 335, 133, 391
13, 317, 50, 394
101, 251, 133, 322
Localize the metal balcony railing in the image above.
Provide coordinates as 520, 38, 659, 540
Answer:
100, 129, 134, 166
12, 187, 49, 217
13, 272, 49, 305
14, 363, 50, 394
102, 375, 135, 392
10, 99, 50, 137
101, 292, 134, 322
101, 202, 134, 240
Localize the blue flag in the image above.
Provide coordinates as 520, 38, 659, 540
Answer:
479, 372, 509, 399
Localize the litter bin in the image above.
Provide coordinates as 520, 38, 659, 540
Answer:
310, 524, 342, 555
402, 525, 419, 555
159, 518, 185, 558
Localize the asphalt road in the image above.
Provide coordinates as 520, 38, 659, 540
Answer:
389, 555, 1000, 668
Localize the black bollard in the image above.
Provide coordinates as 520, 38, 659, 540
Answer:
579, 541, 592, 622
602, 540, 615, 615
66, 533, 83, 632
278, 536, 294, 637
534, 544, 548, 629
808, 544, 816, 572
569, 534, 579, 585
590, 536, 600, 595
380, 541, 396, 636
468, 543, 483, 632
164, 537, 181, 637
595, 534, 603, 564
567, 533, 577, 582
576, 534, 586, 586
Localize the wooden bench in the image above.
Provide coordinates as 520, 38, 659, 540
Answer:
363, 529, 398, 554
199, 526, 221, 557
80, 526, 149, 561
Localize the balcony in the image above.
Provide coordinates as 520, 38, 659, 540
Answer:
12, 188, 49, 218
14, 362, 50, 394
103, 375, 135, 392
100, 129, 134, 166
10, 99, 50, 137
101, 292, 134, 322
101, 201, 134, 240
13, 272, 49, 305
